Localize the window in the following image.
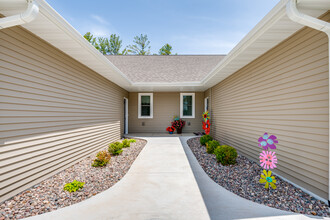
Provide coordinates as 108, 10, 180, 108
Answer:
204, 97, 209, 112
180, 93, 195, 118
138, 93, 153, 118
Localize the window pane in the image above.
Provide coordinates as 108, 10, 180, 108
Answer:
141, 96, 150, 105
183, 96, 192, 105
141, 106, 150, 116
183, 105, 192, 116
183, 95, 193, 116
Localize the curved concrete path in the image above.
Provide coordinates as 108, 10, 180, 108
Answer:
27, 135, 328, 220
27, 137, 209, 220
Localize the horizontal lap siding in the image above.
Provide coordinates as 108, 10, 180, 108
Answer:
128, 92, 204, 133
210, 13, 329, 199
0, 26, 128, 202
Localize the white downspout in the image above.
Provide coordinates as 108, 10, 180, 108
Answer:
0, 0, 39, 29
286, 0, 330, 206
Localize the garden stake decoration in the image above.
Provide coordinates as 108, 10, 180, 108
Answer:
258, 132, 278, 189
259, 151, 277, 169
259, 170, 277, 189
258, 132, 278, 150
202, 111, 210, 135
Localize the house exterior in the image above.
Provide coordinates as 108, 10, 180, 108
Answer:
106, 55, 224, 133
0, 0, 329, 205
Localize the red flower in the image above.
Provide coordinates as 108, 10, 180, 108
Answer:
171, 119, 186, 129
166, 126, 175, 132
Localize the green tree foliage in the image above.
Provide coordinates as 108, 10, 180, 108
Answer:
159, 43, 173, 55
97, 37, 108, 55
127, 34, 151, 55
84, 32, 99, 50
83, 32, 127, 55
109, 34, 127, 55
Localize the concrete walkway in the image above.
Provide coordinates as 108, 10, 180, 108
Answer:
28, 136, 328, 220
28, 136, 210, 220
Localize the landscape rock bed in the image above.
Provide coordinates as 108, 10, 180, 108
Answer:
0, 139, 147, 220
187, 137, 329, 217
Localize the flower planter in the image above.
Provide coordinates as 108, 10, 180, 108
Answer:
177, 128, 182, 134
169, 131, 173, 134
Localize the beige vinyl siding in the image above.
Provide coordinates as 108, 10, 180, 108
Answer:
0, 26, 128, 202
128, 92, 204, 133
209, 13, 329, 199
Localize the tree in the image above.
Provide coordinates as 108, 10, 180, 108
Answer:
84, 32, 99, 50
127, 34, 151, 55
83, 32, 127, 55
159, 43, 173, 55
97, 37, 108, 55
108, 34, 127, 55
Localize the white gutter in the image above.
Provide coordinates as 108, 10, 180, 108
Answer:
286, 0, 330, 206
35, 0, 133, 88
0, 0, 39, 29
200, 0, 288, 86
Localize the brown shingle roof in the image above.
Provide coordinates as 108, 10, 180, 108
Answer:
106, 55, 225, 83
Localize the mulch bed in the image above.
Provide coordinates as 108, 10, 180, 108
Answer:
0, 139, 147, 220
187, 137, 329, 217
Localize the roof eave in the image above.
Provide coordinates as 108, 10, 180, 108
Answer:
0, 0, 133, 90
201, 0, 328, 88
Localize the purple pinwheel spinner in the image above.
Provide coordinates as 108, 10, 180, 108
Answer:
258, 132, 278, 150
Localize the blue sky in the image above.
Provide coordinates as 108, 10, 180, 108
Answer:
46, 0, 279, 55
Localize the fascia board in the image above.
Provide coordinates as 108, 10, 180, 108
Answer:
23, 0, 133, 88
200, 0, 289, 86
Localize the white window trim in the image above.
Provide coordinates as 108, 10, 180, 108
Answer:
138, 93, 153, 119
124, 97, 128, 134
180, 93, 195, 118
204, 97, 209, 112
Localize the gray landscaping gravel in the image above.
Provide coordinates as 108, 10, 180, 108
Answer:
187, 137, 329, 217
0, 139, 147, 220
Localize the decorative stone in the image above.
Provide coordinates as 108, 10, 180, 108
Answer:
0, 139, 146, 219
187, 137, 329, 217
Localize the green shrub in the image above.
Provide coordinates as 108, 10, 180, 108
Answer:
214, 145, 237, 166
63, 180, 85, 193
122, 139, 131, 148
108, 142, 123, 155
92, 151, 111, 167
206, 140, 220, 154
129, 139, 136, 143
200, 135, 213, 146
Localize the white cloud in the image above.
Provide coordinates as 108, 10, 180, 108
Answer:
90, 26, 112, 37
90, 14, 109, 25
75, 15, 119, 38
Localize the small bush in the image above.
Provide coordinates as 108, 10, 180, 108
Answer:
108, 142, 123, 155
63, 180, 85, 193
200, 135, 213, 146
206, 140, 220, 154
214, 145, 238, 166
129, 139, 136, 143
122, 139, 131, 148
92, 151, 111, 167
